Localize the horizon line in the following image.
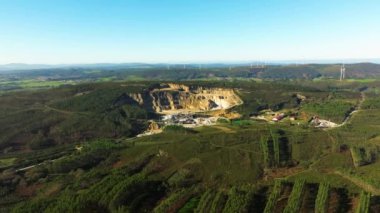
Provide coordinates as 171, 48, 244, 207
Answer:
2, 58, 380, 66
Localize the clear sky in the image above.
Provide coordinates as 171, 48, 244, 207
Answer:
1, 0, 380, 64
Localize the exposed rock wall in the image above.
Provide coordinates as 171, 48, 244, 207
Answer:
128, 93, 144, 105
126, 83, 243, 114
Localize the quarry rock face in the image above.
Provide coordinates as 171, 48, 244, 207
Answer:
147, 121, 160, 131
127, 83, 243, 114
128, 93, 144, 105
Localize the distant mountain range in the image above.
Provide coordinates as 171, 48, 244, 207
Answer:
0, 63, 157, 72
0, 63, 55, 71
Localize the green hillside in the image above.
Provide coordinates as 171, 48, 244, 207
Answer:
1, 79, 380, 212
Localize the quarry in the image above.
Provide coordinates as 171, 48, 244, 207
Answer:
161, 113, 219, 127
127, 83, 243, 114
132, 83, 243, 136
309, 116, 338, 128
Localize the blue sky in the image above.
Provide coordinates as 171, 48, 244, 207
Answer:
0, 0, 379, 64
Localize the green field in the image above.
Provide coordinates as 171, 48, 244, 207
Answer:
0, 158, 16, 169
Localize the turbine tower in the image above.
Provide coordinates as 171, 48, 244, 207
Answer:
340, 64, 346, 81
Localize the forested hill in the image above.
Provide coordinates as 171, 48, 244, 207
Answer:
1, 63, 380, 88
1, 63, 380, 92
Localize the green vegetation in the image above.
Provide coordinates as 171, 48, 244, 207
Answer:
264, 180, 283, 213
315, 182, 330, 213
178, 197, 200, 213
1, 77, 380, 211
0, 158, 16, 169
10, 153, 164, 212
283, 179, 306, 213
302, 100, 354, 123
362, 96, 380, 109
163, 125, 197, 134
0, 82, 150, 152
270, 129, 280, 167
260, 135, 270, 168
1, 63, 380, 92
222, 187, 252, 213
195, 189, 214, 212
350, 146, 375, 167
356, 191, 371, 213
259, 129, 290, 168
210, 190, 227, 213
153, 188, 194, 213
47, 140, 121, 174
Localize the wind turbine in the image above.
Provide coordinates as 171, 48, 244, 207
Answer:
340, 64, 346, 81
